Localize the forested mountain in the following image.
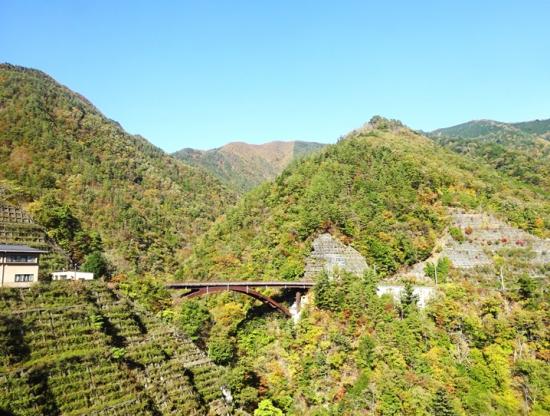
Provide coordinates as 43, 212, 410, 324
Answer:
1, 63, 549, 415
429, 119, 550, 191
172, 117, 549, 415
173, 140, 325, 192
181, 116, 549, 281
0, 64, 235, 274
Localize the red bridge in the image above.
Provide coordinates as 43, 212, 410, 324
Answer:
166, 281, 315, 317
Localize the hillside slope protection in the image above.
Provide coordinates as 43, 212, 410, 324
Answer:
173, 140, 325, 192
181, 117, 549, 281
0, 64, 235, 274
429, 119, 550, 191
0, 200, 69, 276
0, 281, 228, 415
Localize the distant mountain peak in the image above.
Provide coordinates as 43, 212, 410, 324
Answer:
173, 140, 326, 192
428, 117, 550, 190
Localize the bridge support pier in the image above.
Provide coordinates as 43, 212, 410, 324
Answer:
295, 291, 302, 313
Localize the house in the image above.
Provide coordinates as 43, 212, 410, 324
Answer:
52, 271, 94, 281
0, 244, 48, 288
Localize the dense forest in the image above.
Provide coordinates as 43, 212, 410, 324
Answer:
0, 64, 235, 274
182, 117, 549, 281
119, 245, 549, 415
163, 117, 549, 414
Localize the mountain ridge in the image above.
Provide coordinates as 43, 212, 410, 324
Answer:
173, 140, 326, 192
428, 118, 550, 190
430, 117, 550, 139
0, 63, 235, 274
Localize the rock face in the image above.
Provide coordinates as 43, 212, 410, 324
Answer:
403, 209, 550, 279
304, 233, 368, 279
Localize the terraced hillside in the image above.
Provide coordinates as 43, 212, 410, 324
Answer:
0, 202, 46, 248
0, 201, 68, 277
0, 282, 227, 415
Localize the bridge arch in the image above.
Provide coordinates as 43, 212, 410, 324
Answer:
182, 286, 291, 317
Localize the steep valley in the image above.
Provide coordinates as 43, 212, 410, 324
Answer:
0, 66, 548, 416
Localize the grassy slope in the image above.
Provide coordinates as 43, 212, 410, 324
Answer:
181, 118, 549, 281
0, 64, 235, 273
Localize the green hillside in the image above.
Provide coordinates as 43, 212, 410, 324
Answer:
429, 119, 550, 191
170, 118, 550, 415
512, 119, 550, 137
0, 64, 235, 274
181, 117, 549, 281
0, 281, 227, 415
173, 140, 325, 193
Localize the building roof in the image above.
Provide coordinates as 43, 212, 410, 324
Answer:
0, 244, 48, 253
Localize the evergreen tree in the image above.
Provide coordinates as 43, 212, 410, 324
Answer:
81, 251, 109, 278
314, 272, 338, 311
518, 274, 537, 301
400, 281, 419, 318
431, 388, 457, 416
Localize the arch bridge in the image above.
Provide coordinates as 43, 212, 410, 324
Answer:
165, 281, 315, 317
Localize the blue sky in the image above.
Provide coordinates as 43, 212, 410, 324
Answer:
1, 1, 549, 151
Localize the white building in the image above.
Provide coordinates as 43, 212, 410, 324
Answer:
377, 285, 436, 308
0, 244, 48, 288
52, 271, 94, 281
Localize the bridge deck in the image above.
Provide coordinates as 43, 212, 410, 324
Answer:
166, 281, 315, 289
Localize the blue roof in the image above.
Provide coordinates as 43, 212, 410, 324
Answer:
0, 244, 48, 253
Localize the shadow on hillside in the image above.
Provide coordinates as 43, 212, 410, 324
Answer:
236, 289, 298, 330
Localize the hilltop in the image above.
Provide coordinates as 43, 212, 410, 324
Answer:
429, 118, 550, 191
173, 140, 325, 192
181, 116, 549, 281
0, 64, 235, 274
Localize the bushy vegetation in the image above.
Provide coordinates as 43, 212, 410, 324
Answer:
203, 267, 549, 415
0, 64, 235, 274
1, 64, 549, 415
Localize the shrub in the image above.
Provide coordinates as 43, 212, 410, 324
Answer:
449, 227, 465, 242
208, 336, 235, 365
254, 399, 284, 416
